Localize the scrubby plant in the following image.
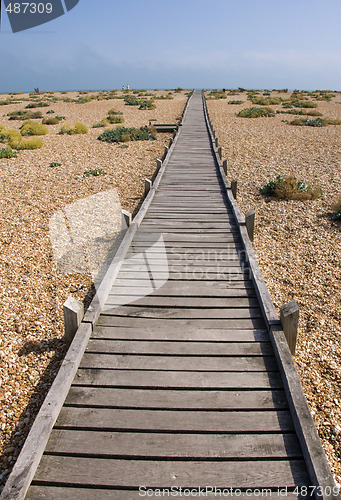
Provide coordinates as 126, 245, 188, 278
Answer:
42, 117, 61, 125
0, 126, 44, 149
20, 120, 49, 135
124, 95, 141, 106
289, 117, 341, 127
228, 100, 243, 104
138, 100, 156, 110
0, 147, 18, 158
237, 107, 275, 118
46, 109, 55, 114
98, 126, 156, 144
25, 101, 49, 108
60, 122, 88, 134
290, 100, 318, 108
17, 138, 44, 149
106, 113, 124, 124
250, 96, 281, 105
7, 110, 43, 120
49, 162, 61, 167
92, 120, 108, 128
60, 91, 68, 94
83, 168, 107, 177
277, 109, 323, 117
260, 175, 322, 200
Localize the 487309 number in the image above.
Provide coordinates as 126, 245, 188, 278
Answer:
5, 3, 53, 14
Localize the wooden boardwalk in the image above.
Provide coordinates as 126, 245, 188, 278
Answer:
2, 91, 338, 499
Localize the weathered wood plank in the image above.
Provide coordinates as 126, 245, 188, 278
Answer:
100, 306, 262, 320
26, 486, 305, 500
73, 369, 283, 389
32, 457, 310, 488
56, 408, 293, 432
46, 429, 302, 459
96, 316, 267, 330
65, 387, 289, 409
79, 354, 278, 372
86, 339, 273, 356
92, 326, 270, 342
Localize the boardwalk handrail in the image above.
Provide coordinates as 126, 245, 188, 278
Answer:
0, 95, 194, 500
202, 91, 339, 499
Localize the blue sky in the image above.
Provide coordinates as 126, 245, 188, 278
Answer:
1, 0, 341, 92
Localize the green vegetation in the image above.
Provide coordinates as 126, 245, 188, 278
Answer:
60, 122, 89, 134
260, 175, 322, 200
42, 117, 61, 125
289, 117, 341, 127
0, 147, 18, 158
83, 168, 107, 177
228, 100, 243, 105
7, 110, 43, 120
17, 138, 44, 149
237, 107, 275, 118
208, 90, 227, 100
139, 100, 156, 110
20, 120, 49, 136
249, 96, 281, 105
25, 101, 49, 108
46, 110, 55, 114
49, 162, 61, 167
277, 109, 323, 117
106, 110, 125, 124
98, 126, 156, 144
290, 100, 318, 108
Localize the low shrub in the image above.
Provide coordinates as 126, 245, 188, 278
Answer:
49, 162, 61, 167
60, 122, 88, 134
290, 100, 318, 108
92, 121, 108, 128
0, 147, 18, 158
250, 96, 281, 105
0, 129, 22, 148
83, 168, 107, 177
289, 117, 341, 127
277, 109, 323, 117
25, 101, 49, 108
237, 107, 275, 118
42, 117, 61, 125
46, 110, 55, 114
98, 126, 156, 144
17, 138, 44, 150
7, 110, 43, 120
260, 175, 321, 200
138, 100, 155, 110
106, 114, 124, 124
228, 100, 243, 104
124, 95, 140, 106
20, 120, 49, 135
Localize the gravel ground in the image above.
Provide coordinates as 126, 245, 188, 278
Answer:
206, 91, 341, 482
0, 89, 187, 488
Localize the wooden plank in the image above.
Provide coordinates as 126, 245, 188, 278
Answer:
65, 387, 289, 409
46, 429, 302, 459
32, 456, 310, 488
86, 339, 272, 355
100, 306, 262, 320
111, 278, 254, 290
92, 327, 270, 342
56, 408, 294, 432
79, 354, 278, 372
96, 317, 267, 330
73, 369, 283, 389
25, 486, 306, 500
105, 296, 260, 308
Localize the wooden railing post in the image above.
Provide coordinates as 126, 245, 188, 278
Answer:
245, 209, 255, 242
223, 159, 227, 175
218, 146, 222, 159
215, 137, 219, 148
231, 180, 237, 200
156, 158, 162, 171
280, 300, 299, 355
145, 178, 152, 197
122, 209, 132, 228
63, 296, 84, 346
